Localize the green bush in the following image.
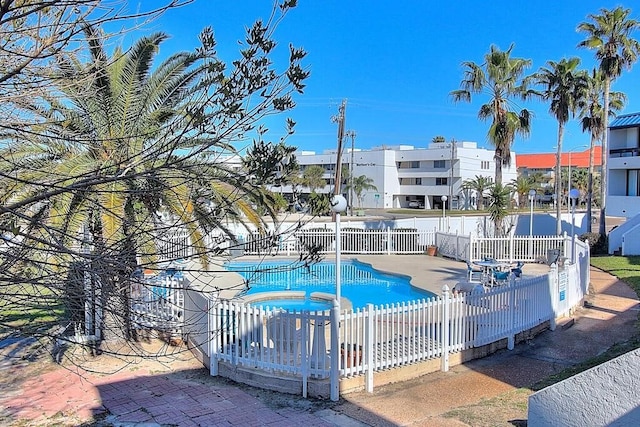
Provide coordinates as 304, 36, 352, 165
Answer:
578, 232, 608, 255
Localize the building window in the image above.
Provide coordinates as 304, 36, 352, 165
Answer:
628, 169, 640, 196
481, 161, 490, 170
434, 160, 445, 168
436, 177, 448, 186
400, 177, 423, 185
411, 161, 420, 168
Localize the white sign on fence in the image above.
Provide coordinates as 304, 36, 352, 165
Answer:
558, 271, 568, 301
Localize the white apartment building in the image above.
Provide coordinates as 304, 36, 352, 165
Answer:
284, 141, 517, 210
607, 112, 640, 218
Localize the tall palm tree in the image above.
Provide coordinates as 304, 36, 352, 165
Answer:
451, 44, 536, 184
535, 57, 588, 235
578, 6, 640, 235
345, 175, 378, 208
462, 175, 493, 210
577, 69, 626, 232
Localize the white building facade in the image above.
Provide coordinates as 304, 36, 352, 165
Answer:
286, 141, 517, 210
607, 112, 640, 218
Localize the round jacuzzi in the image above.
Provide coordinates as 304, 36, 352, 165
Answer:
238, 291, 352, 312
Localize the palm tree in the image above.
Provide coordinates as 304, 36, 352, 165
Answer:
509, 176, 535, 208
487, 183, 512, 237
345, 175, 378, 208
301, 165, 327, 193
0, 32, 272, 343
451, 44, 536, 184
535, 57, 588, 235
462, 175, 493, 210
577, 68, 626, 232
578, 6, 640, 235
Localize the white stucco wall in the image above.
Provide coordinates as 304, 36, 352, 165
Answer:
528, 348, 640, 427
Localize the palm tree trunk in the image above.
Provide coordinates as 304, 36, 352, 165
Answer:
555, 123, 564, 235
586, 131, 596, 233
600, 78, 610, 236
494, 152, 502, 187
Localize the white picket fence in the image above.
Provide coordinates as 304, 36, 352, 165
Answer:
184, 247, 587, 399
130, 275, 184, 336
436, 232, 568, 263
148, 232, 590, 399
155, 226, 568, 264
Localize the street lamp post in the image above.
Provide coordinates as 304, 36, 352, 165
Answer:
329, 194, 346, 402
441, 195, 448, 231
330, 195, 348, 311
528, 189, 536, 259
570, 188, 580, 263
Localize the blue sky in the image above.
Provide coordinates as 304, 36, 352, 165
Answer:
139, 1, 640, 155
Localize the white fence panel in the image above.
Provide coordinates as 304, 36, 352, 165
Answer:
131, 276, 184, 335
210, 301, 332, 379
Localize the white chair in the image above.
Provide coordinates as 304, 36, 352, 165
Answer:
466, 261, 483, 282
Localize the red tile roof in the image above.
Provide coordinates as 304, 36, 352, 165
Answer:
516, 146, 602, 169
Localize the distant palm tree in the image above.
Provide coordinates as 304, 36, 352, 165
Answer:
578, 6, 640, 234
509, 176, 535, 208
577, 68, 626, 232
301, 165, 326, 193
345, 175, 378, 208
451, 44, 536, 184
462, 175, 493, 210
535, 57, 588, 235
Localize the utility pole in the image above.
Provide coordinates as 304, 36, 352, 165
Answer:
345, 130, 356, 215
332, 99, 347, 198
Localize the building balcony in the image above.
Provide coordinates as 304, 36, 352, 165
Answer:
609, 155, 640, 170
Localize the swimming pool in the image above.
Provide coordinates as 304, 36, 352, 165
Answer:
226, 259, 435, 309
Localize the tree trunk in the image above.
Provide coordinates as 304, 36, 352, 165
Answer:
600, 78, 610, 236
586, 131, 596, 233
555, 122, 565, 235
494, 151, 502, 187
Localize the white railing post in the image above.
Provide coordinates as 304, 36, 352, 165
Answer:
301, 311, 309, 398
330, 300, 340, 401
509, 234, 515, 263
365, 303, 374, 393
441, 285, 450, 372
508, 281, 516, 350
549, 264, 558, 331
209, 298, 219, 376
387, 227, 392, 255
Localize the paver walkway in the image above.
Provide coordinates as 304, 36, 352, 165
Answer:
0, 265, 638, 426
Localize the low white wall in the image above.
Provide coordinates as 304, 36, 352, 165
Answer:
528, 348, 640, 426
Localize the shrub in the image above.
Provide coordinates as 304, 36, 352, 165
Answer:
578, 232, 608, 255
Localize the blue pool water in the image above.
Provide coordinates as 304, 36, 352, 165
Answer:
226, 260, 435, 309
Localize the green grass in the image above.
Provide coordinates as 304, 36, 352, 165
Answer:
0, 283, 65, 334
590, 255, 640, 295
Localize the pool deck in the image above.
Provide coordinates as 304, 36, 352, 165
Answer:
328, 254, 551, 295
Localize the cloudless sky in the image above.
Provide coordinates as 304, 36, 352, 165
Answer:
136, 1, 640, 155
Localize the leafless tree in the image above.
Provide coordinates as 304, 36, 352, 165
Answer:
0, 0, 317, 367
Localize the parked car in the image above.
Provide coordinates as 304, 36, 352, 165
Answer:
408, 201, 424, 209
